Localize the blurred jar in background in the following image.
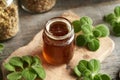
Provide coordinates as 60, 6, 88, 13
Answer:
0, 0, 19, 41
20, 0, 56, 13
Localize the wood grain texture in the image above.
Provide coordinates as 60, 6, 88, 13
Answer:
2, 11, 115, 80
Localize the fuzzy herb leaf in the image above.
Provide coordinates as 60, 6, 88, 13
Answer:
7, 72, 22, 80
73, 16, 109, 51
33, 56, 42, 65
84, 34, 94, 42
76, 35, 87, 47
88, 59, 100, 73
84, 77, 91, 80
83, 69, 91, 77
81, 24, 92, 34
22, 68, 37, 80
0, 43, 4, 52
114, 6, 120, 17
4, 56, 46, 80
74, 59, 111, 80
100, 74, 111, 80
104, 6, 120, 36
87, 39, 100, 51
72, 20, 81, 33
112, 22, 120, 36
32, 65, 46, 80
9, 57, 23, 69
93, 29, 102, 38
22, 56, 33, 66
74, 66, 81, 77
78, 60, 89, 73
94, 75, 102, 80
80, 16, 93, 25
4, 63, 15, 72
104, 13, 116, 24
95, 24, 109, 37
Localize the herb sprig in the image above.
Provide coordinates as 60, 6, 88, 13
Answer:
0, 43, 4, 53
72, 16, 109, 51
4, 55, 46, 80
104, 6, 120, 36
74, 59, 111, 80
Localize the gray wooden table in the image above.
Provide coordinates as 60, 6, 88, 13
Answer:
0, 0, 120, 80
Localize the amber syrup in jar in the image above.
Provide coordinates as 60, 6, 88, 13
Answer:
42, 17, 74, 65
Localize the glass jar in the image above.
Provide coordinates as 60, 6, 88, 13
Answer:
20, 0, 56, 13
42, 17, 75, 65
0, 0, 13, 8
0, 0, 19, 41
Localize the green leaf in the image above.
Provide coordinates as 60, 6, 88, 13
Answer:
78, 60, 89, 73
22, 68, 37, 80
87, 39, 100, 51
74, 66, 81, 77
114, 6, 120, 17
80, 16, 93, 25
7, 72, 22, 80
9, 57, 23, 69
74, 59, 111, 80
81, 24, 93, 34
100, 74, 111, 80
0, 43, 4, 52
104, 6, 120, 37
95, 24, 109, 37
32, 65, 46, 80
93, 29, 102, 38
76, 35, 87, 47
103, 13, 116, 23
94, 75, 102, 80
83, 69, 91, 77
72, 20, 81, 33
4, 63, 15, 72
88, 59, 100, 73
112, 22, 120, 36
116, 17, 120, 23
84, 77, 91, 80
84, 34, 95, 42
33, 56, 42, 65
22, 55, 32, 66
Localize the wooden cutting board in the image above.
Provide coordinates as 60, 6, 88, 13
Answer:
2, 11, 115, 80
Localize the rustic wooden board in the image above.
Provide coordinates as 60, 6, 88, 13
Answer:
2, 11, 115, 80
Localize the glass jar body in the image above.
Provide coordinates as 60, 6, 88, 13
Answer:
21, 0, 56, 13
0, 1, 19, 41
42, 17, 74, 65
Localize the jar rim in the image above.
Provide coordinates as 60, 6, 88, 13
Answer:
45, 17, 74, 40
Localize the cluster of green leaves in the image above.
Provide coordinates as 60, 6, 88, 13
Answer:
74, 59, 111, 80
104, 6, 120, 36
0, 43, 4, 53
72, 16, 109, 51
4, 55, 46, 80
